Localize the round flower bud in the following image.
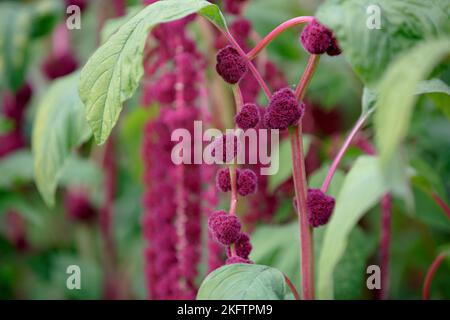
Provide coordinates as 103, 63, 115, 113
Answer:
227, 232, 252, 259
216, 45, 248, 84
235, 103, 260, 129
226, 256, 253, 265
237, 169, 257, 196
216, 168, 232, 192
211, 133, 240, 163
306, 189, 335, 227
208, 211, 241, 245
264, 88, 304, 130
300, 19, 333, 55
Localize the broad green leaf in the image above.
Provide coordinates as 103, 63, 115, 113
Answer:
0, 2, 32, 90
197, 264, 292, 300
79, 0, 227, 144
0, 150, 34, 188
59, 156, 103, 191
268, 135, 310, 192
374, 39, 450, 166
317, 155, 386, 299
317, 0, 450, 85
100, 5, 144, 44
32, 74, 92, 207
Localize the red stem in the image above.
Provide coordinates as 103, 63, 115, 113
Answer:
379, 193, 392, 300
284, 274, 300, 300
290, 124, 314, 300
295, 55, 320, 100
422, 253, 448, 300
321, 114, 368, 193
247, 16, 314, 60
431, 192, 450, 220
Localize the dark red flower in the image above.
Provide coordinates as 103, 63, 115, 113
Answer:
208, 211, 242, 245
64, 189, 97, 222
300, 19, 333, 55
216, 168, 232, 192
216, 46, 247, 84
264, 88, 304, 130
235, 103, 260, 129
42, 52, 78, 80
237, 169, 257, 196
227, 232, 252, 259
306, 189, 335, 227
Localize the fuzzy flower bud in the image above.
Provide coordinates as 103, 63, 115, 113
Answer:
237, 169, 257, 196
306, 189, 335, 227
235, 103, 260, 129
208, 210, 241, 245
216, 46, 247, 84
264, 88, 304, 130
300, 19, 333, 55
216, 168, 232, 192
327, 36, 342, 56
226, 256, 253, 265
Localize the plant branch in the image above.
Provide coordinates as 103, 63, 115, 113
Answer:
295, 55, 320, 100
284, 274, 300, 300
246, 16, 314, 60
423, 253, 448, 299
431, 192, 450, 220
321, 114, 368, 193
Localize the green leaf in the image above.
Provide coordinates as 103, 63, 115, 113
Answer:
79, 0, 227, 144
0, 115, 14, 134
197, 264, 292, 300
29, 0, 63, 39
100, 5, 144, 44
59, 156, 103, 191
267, 135, 310, 192
374, 39, 450, 166
0, 150, 34, 188
317, 155, 387, 299
317, 0, 450, 85
32, 73, 92, 207
0, 2, 32, 90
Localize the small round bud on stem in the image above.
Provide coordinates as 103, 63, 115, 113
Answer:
216, 45, 248, 84
306, 189, 335, 227
235, 103, 260, 129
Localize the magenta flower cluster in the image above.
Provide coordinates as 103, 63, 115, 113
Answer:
216, 46, 248, 84
216, 168, 257, 197
64, 189, 97, 222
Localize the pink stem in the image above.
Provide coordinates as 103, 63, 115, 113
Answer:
379, 193, 392, 300
321, 114, 368, 193
246, 16, 314, 60
423, 253, 448, 300
431, 193, 450, 220
290, 124, 314, 300
295, 55, 320, 100
52, 23, 71, 56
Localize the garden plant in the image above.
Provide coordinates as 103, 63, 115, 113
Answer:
0, 0, 449, 301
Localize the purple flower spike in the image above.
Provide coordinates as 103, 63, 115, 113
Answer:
208, 211, 241, 246
264, 88, 304, 130
237, 169, 257, 196
235, 103, 260, 129
216, 45, 247, 84
306, 189, 335, 227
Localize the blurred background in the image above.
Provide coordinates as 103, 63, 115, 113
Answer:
0, 0, 449, 299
